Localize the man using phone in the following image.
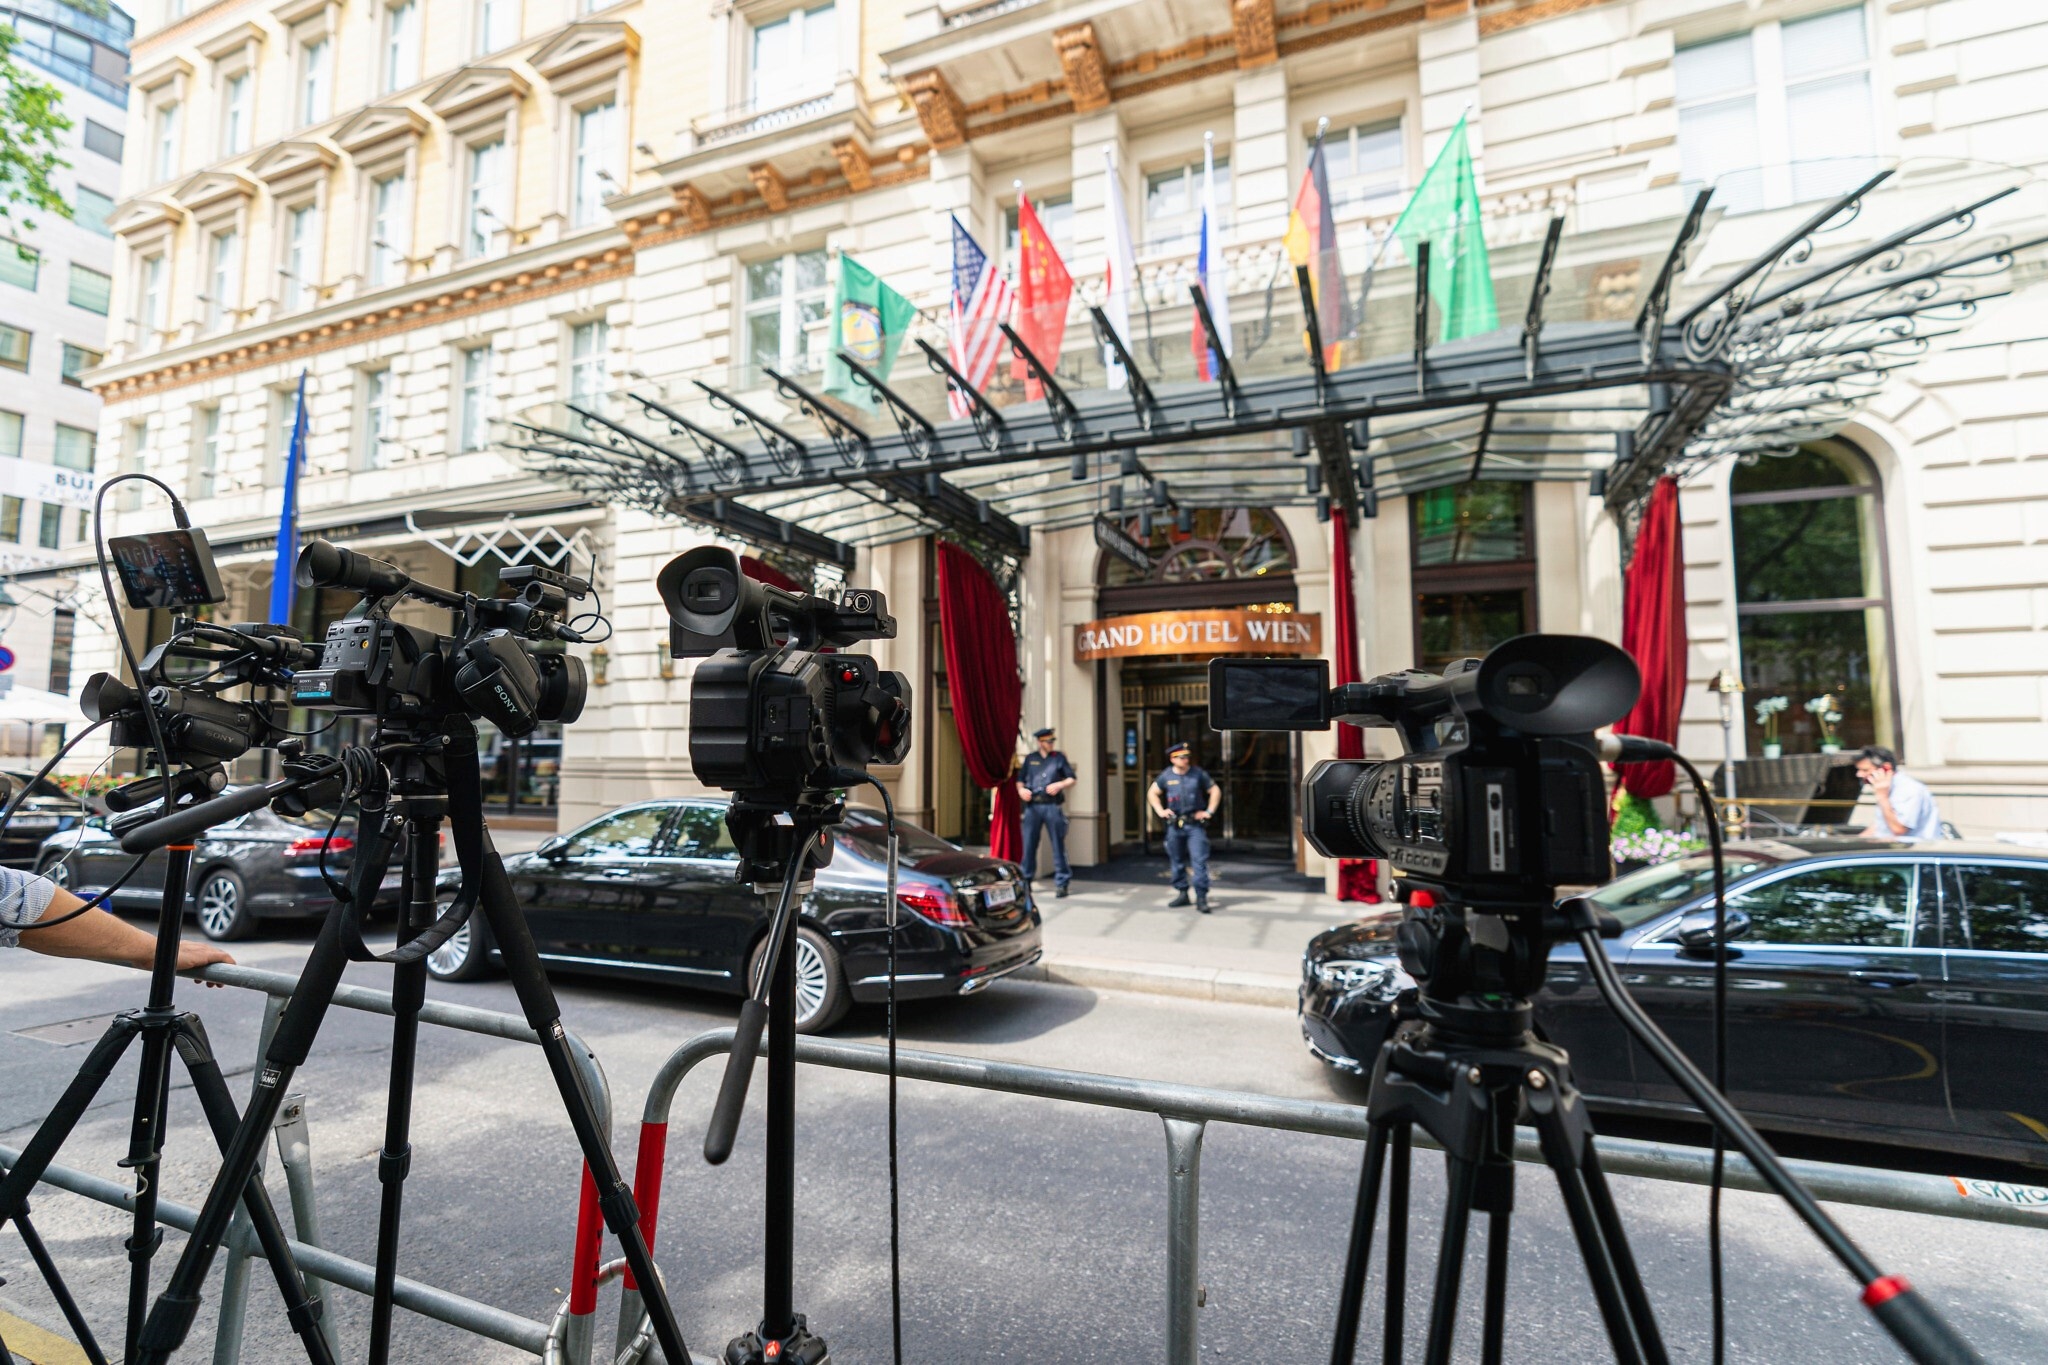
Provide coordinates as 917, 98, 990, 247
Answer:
1854, 746, 1946, 840
1149, 741, 1221, 912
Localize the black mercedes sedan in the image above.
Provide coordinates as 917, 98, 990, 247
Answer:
1, 769, 91, 869
1301, 840, 2048, 1172
424, 798, 1044, 1032
36, 796, 403, 941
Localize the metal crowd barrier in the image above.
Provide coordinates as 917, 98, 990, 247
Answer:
0, 962, 612, 1362
580, 1027, 2048, 1365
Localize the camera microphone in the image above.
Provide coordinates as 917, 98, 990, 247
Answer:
296, 539, 411, 598
1599, 734, 1676, 764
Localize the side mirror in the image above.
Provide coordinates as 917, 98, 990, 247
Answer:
1677, 907, 1752, 951
536, 835, 571, 861
85, 815, 109, 832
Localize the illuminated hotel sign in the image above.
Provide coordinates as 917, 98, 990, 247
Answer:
1074, 609, 1322, 662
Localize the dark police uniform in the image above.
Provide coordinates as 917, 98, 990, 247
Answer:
1153, 758, 1217, 902
1019, 738, 1076, 892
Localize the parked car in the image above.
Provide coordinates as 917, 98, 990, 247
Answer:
424, 799, 1044, 1032
1300, 839, 2048, 1172
1, 770, 91, 869
36, 794, 406, 941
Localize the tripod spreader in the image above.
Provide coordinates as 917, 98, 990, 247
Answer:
119, 745, 373, 854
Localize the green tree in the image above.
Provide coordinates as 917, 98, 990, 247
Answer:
0, 27, 73, 247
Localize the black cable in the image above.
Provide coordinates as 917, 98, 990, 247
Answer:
1672, 754, 1728, 1365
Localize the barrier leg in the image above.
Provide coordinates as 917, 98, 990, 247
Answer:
275, 1094, 337, 1354
563, 1166, 603, 1365
1163, 1116, 1206, 1365
616, 1121, 668, 1356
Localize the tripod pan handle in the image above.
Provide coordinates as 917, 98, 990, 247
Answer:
120, 780, 281, 853
704, 1000, 769, 1165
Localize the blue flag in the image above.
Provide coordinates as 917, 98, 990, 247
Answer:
268, 371, 309, 624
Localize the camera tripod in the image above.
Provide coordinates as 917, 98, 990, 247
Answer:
704, 795, 847, 1365
0, 773, 338, 1365
118, 717, 694, 1365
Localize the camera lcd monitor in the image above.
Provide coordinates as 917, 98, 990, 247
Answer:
109, 529, 228, 610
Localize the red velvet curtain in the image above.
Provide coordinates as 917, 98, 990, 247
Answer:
1615, 477, 1688, 800
936, 541, 1024, 861
1331, 516, 1380, 902
740, 555, 804, 593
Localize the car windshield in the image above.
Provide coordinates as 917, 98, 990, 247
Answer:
1, 771, 71, 802
1587, 855, 1777, 928
838, 809, 959, 858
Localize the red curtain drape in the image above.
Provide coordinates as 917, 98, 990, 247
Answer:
1615, 477, 1688, 800
1331, 516, 1380, 902
936, 541, 1024, 862
740, 555, 804, 593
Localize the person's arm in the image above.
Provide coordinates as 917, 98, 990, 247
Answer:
1199, 773, 1222, 821
1047, 756, 1077, 797
1867, 767, 1909, 837
14, 884, 235, 976
1148, 778, 1170, 819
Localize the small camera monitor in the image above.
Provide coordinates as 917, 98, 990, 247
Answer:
1208, 658, 1330, 730
109, 528, 228, 610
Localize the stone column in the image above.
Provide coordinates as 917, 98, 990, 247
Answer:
1232, 64, 1292, 248
1068, 108, 1130, 292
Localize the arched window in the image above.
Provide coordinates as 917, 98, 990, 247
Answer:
1730, 440, 1898, 756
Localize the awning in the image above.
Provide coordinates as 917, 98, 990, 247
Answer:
509, 159, 2048, 569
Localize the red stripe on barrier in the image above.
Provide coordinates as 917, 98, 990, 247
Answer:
1862, 1275, 1911, 1308
568, 1164, 604, 1315
621, 1122, 669, 1292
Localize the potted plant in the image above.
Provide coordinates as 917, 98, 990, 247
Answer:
1754, 695, 1788, 759
1806, 693, 1845, 753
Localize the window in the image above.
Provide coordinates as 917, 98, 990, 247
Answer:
0, 244, 37, 291
221, 70, 250, 155
384, 0, 418, 92
1946, 865, 2048, 954
60, 344, 101, 386
205, 229, 239, 331
37, 503, 59, 550
282, 203, 319, 311
1676, 6, 1875, 214
0, 497, 18, 541
1002, 194, 1075, 275
369, 173, 410, 286
568, 318, 608, 409
750, 2, 833, 111
192, 404, 221, 497
474, 0, 515, 56
1728, 864, 1915, 948
742, 249, 828, 384
671, 803, 738, 859
139, 254, 166, 348
47, 608, 74, 694
571, 100, 619, 228
152, 100, 179, 182
457, 344, 494, 451
0, 411, 20, 458
301, 38, 331, 125
53, 424, 95, 471
82, 119, 122, 161
74, 187, 114, 237
0, 324, 29, 371
361, 367, 392, 467
466, 139, 507, 258
68, 264, 111, 314
1322, 118, 1404, 212
1732, 441, 1895, 755
1143, 157, 1229, 253
1411, 483, 1535, 670
563, 805, 671, 857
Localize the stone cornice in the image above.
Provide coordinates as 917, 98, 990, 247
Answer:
334, 105, 431, 157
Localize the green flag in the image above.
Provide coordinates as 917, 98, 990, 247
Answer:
1390, 115, 1497, 343
824, 252, 918, 411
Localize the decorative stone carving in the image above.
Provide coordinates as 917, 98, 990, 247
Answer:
748, 162, 790, 212
833, 137, 874, 191
675, 184, 712, 230
903, 69, 968, 150
1053, 22, 1112, 113
1231, 0, 1278, 67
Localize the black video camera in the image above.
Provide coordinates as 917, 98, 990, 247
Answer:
287, 540, 590, 736
659, 546, 911, 807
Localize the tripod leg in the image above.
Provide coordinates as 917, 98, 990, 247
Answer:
475, 841, 694, 1365
1328, 1121, 1389, 1365
1581, 1145, 1669, 1365
9, 1209, 109, 1365
0, 1019, 136, 1221
123, 1022, 177, 1360
764, 897, 797, 1344
369, 814, 439, 1365
1481, 1209, 1509, 1365
173, 1018, 337, 1365
1420, 1155, 1479, 1365
1384, 1122, 1410, 1364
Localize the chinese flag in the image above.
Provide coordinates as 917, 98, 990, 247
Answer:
1011, 192, 1073, 401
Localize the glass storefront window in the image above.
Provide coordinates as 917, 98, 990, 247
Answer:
1411, 481, 1535, 669
1100, 506, 1294, 587
1412, 483, 1531, 565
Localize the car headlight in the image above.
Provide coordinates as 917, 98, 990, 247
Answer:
1312, 958, 1403, 997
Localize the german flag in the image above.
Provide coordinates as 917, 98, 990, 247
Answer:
1283, 130, 1356, 369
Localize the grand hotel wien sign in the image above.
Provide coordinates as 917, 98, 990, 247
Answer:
1074, 609, 1322, 662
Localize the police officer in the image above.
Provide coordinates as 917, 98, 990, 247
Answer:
1149, 741, 1221, 912
1016, 726, 1077, 897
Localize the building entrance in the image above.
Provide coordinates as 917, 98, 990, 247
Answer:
1118, 666, 1297, 856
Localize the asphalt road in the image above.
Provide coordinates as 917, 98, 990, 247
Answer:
4, 921, 2047, 1364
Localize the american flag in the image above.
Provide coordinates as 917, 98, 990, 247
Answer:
947, 216, 1013, 417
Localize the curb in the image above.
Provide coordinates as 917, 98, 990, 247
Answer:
1015, 955, 1298, 1009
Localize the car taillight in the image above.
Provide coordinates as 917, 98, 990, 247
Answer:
287, 835, 356, 855
896, 882, 968, 925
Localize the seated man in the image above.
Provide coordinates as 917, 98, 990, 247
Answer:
1, 865, 235, 976
1854, 746, 1945, 841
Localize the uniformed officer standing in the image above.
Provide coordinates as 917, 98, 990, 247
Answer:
1016, 726, 1077, 898
1148, 741, 1221, 912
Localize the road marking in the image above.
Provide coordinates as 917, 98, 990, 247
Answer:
0, 1307, 91, 1364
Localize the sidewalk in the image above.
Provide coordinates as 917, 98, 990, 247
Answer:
1022, 854, 1373, 1009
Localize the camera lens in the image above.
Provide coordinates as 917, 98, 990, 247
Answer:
537, 651, 588, 726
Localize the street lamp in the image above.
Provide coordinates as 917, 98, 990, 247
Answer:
1706, 669, 1743, 835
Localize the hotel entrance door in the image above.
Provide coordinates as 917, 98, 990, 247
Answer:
1118, 667, 1296, 857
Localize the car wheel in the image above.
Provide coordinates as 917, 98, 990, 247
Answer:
425, 917, 494, 982
35, 851, 70, 889
193, 869, 256, 942
748, 926, 849, 1034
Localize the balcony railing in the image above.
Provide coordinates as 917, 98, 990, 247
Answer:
8, 39, 127, 103
692, 91, 835, 148
940, 0, 1039, 29
2, 0, 133, 50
